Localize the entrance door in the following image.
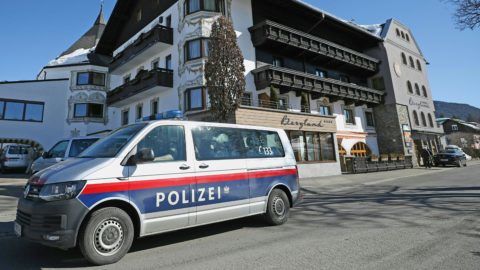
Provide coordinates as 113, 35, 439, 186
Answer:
126, 125, 195, 235
191, 126, 249, 225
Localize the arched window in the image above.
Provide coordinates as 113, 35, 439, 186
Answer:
413, 111, 419, 126
428, 114, 434, 127
407, 81, 413, 93
421, 112, 427, 126
338, 143, 347, 157
409, 56, 415, 68
416, 59, 422, 71
406, 33, 410, 42
422, 86, 428, 97
351, 142, 372, 157
396, 28, 401, 36
415, 83, 421, 95
401, 53, 407, 65
401, 31, 405, 39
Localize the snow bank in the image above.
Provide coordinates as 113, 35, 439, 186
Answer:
358, 24, 383, 37
47, 47, 93, 67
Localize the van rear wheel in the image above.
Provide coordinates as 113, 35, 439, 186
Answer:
264, 189, 290, 225
79, 207, 134, 266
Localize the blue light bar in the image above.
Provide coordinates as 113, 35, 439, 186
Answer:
140, 110, 184, 122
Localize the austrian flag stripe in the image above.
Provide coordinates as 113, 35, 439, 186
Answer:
81, 169, 297, 195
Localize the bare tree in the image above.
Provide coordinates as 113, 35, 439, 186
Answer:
446, 0, 480, 30
205, 16, 246, 122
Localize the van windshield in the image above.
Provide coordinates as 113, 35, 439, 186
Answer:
79, 124, 147, 158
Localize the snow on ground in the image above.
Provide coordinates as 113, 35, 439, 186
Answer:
47, 47, 93, 67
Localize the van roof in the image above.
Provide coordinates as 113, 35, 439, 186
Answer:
143, 120, 285, 133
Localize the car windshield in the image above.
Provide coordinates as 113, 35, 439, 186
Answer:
8, 146, 29, 155
78, 124, 147, 158
443, 150, 457, 154
68, 138, 100, 157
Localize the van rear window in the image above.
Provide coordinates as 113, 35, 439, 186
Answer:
192, 126, 285, 161
8, 146, 28, 155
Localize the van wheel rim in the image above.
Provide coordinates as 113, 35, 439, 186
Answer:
94, 219, 124, 256
273, 197, 286, 216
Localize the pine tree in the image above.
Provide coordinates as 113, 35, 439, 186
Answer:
205, 16, 246, 122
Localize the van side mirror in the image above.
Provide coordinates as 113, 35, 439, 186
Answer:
135, 148, 155, 164
42, 152, 50, 159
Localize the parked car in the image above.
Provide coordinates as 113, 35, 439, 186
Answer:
0, 144, 32, 173
30, 136, 102, 174
434, 149, 467, 167
445, 145, 472, 161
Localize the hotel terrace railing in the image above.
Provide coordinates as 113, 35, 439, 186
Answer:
252, 65, 384, 105
249, 20, 379, 73
240, 97, 313, 114
110, 25, 174, 72
107, 68, 173, 106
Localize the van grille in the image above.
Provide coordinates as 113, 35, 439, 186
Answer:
16, 210, 62, 230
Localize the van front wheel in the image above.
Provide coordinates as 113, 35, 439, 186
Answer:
264, 189, 290, 225
79, 207, 134, 266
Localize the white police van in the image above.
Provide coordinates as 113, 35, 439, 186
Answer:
15, 111, 300, 265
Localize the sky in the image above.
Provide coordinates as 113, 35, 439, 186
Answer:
0, 0, 479, 107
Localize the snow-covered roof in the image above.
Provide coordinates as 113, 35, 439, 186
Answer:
358, 24, 384, 37
46, 47, 94, 67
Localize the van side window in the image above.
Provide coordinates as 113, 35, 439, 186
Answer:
191, 127, 285, 160
137, 125, 186, 162
49, 141, 69, 158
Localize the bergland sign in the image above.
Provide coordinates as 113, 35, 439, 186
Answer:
235, 108, 337, 133
409, 98, 430, 110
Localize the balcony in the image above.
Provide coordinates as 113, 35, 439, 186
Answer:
249, 20, 379, 74
252, 65, 384, 105
110, 25, 174, 75
107, 68, 173, 107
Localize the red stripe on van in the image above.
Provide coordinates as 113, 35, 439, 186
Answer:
81, 168, 297, 195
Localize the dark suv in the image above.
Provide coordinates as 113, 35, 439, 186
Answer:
434, 149, 467, 167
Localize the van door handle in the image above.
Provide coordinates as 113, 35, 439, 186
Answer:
117, 177, 129, 181
179, 164, 190, 170
199, 163, 209, 169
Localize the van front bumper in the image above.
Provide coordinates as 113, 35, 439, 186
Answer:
15, 197, 89, 249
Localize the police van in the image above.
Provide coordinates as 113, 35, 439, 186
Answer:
15, 112, 300, 265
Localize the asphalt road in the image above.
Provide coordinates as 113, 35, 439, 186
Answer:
0, 164, 479, 270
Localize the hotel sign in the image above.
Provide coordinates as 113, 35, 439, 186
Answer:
409, 98, 430, 110
235, 108, 337, 133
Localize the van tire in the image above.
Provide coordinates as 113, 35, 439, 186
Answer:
264, 189, 290, 226
79, 207, 134, 266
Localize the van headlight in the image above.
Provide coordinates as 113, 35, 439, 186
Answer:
38, 181, 86, 202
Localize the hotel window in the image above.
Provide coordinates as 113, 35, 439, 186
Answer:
166, 54, 172, 70
428, 114, 434, 127
401, 31, 405, 39
288, 131, 336, 163
166, 15, 172, 28
318, 104, 331, 116
396, 28, 401, 36
415, 83, 421, 95
73, 103, 103, 119
413, 111, 420, 126
422, 86, 428, 97
405, 33, 410, 42
136, 104, 143, 120
184, 0, 221, 15
272, 56, 283, 67
351, 142, 371, 157
0, 99, 44, 122
344, 108, 355, 124
77, 72, 106, 86
420, 112, 427, 126
365, 111, 375, 127
416, 59, 422, 71
401, 53, 407, 65
339, 75, 350, 83
409, 56, 415, 68
407, 81, 413, 94
315, 69, 327, 78
185, 38, 209, 61
452, 124, 459, 131
151, 99, 159, 115
151, 59, 159, 69
185, 87, 205, 111
122, 110, 129, 126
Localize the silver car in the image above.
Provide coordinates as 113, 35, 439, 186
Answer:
30, 136, 101, 174
0, 144, 32, 173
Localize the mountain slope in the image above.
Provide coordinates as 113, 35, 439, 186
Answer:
434, 101, 480, 122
